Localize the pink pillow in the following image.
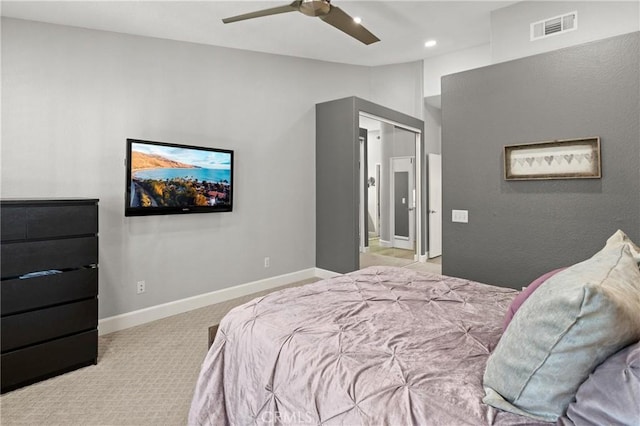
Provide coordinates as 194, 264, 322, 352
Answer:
502, 267, 567, 331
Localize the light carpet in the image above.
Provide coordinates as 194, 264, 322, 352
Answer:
1, 259, 441, 425
0, 278, 318, 425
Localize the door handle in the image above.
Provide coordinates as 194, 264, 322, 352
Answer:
428, 210, 437, 214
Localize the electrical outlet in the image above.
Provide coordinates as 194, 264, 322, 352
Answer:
137, 280, 146, 294
264, 257, 270, 268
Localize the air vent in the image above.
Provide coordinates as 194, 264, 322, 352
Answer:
531, 11, 577, 41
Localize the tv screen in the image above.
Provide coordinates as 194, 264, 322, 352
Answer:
125, 139, 233, 216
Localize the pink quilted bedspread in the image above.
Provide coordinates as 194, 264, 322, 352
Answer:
189, 266, 546, 425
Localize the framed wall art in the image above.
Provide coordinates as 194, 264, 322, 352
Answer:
504, 137, 601, 180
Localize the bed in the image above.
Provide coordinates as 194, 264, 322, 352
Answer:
190, 231, 640, 426
189, 266, 543, 425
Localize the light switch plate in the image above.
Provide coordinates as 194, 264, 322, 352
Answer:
452, 209, 468, 223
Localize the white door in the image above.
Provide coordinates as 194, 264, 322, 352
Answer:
375, 164, 381, 236
428, 154, 442, 258
359, 136, 366, 252
391, 157, 415, 251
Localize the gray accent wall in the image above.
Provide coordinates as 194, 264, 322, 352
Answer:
441, 32, 640, 289
316, 97, 424, 273
316, 98, 359, 273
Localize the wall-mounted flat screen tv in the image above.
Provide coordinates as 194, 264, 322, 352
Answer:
125, 138, 233, 216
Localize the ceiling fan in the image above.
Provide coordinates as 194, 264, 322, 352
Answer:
222, 0, 380, 45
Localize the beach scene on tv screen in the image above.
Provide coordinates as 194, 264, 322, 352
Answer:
129, 142, 231, 209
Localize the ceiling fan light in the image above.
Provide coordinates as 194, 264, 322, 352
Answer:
424, 39, 437, 48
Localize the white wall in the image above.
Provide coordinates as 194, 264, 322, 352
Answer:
423, 102, 441, 155
422, 1, 640, 99
491, 1, 640, 63
423, 44, 491, 98
371, 61, 425, 120
1, 18, 423, 319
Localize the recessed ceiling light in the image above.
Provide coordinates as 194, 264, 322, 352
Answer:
353, 17, 362, 24
424, 40, 437, 48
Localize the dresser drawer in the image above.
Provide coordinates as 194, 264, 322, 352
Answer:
26, 204, 97, 239
0, 206, 26, 242
1, 299, 97, 352
0, 199, 99, 394
1, 202, 97, 242
1, 268, 98, 315
0, 236, 97, 279
1, 330, 97, 393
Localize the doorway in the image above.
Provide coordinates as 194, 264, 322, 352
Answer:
428, 154, 442, 258
316, 96, 429, 274
359, 114, 420, 265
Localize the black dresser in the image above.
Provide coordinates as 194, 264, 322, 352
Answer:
1, 199, 98, 393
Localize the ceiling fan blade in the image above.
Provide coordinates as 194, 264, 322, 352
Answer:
222, 1, 302, 24
320, 5, 380, 45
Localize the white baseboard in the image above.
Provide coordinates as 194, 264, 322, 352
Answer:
379, 239, 392, 247
419, 254, 428, 263
314, 267, 341, 280
98, 267, 341, 336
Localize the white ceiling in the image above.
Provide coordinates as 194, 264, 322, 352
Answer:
1, 0, 517, 67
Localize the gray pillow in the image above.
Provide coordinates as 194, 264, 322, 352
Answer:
563, 341, 640, 425
483, 232, 640, 421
